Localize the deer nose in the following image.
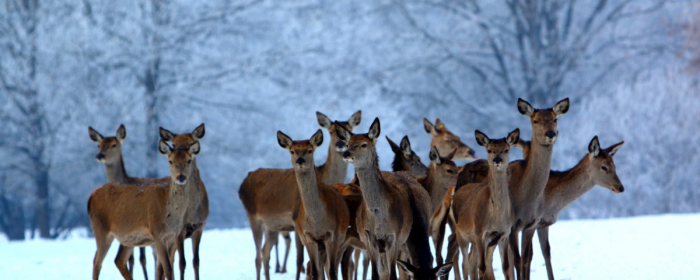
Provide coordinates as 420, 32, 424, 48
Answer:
96, 154, 105, 160
619, 185, 625, 193
343, 151, 350, 158
493, 157, 503, 164
545, 131, 556, 139
177, 175, 187, 183
469, 149, 476, 156
296, 157, 306, 165
335, 140, 346, 149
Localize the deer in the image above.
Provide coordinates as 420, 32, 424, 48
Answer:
88, 124, 166, 280
336, 118, 452, 280
423, 118, 478, 161
88, 139, 201, 280
238, 111, 361, 280
417, 147, 458, 266
515, 136, 624, 280
277, 129, 351, 280
451, 129, 519, 280
386, 135, 429, 178
156, 124, 208, 280
447, 98, 570, 280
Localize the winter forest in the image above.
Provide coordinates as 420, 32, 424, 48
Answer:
0, 0, 699, 242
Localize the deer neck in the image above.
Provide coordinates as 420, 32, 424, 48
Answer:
547, 156, 595, 214
355, 151, 389, 218
521, 136, 554, 200
317, 142, 349, 185
425, 170, 448, 214
104, 154, 130, 183
294, 166, 327, 223
488, 165, 511, 215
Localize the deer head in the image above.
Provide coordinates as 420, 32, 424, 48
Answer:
397, 260, 453, 280
423, 118, 477, 160
158, 140, 200, 186
428, 146, 458, 185
277, 129, 324, 171
336, 117, 381, 169
517, 98, 569, 145
475, 128, 520, 170
587, 136, 625, 193
387, 135, 429, 177
88, 124, 126, 164
316, 110, 361, 153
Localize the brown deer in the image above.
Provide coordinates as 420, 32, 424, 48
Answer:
88, 139, 201, 280
336, 118, 451, 280
277, 130, 351, 280
238, 111, 361, 280
88, 125, 166, 280
386, 135, 429, 177
418, 147, 458, 266
423, 118, 478, 161
451, 129, 519, 280
449, 98, 569, 280
518, 136, 624, 280
157, 124, 208, 280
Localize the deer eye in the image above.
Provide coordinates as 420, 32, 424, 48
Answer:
554, 119, 558, 123
447, 170, 454, 174
290, 151, 295, 155
307, 149, 313, 154
111, 144, 117, 148
504, 149, 509, 153
169, 161, 173, 164
601, 166, 608, 172
533, 120, 539, 124
361, 143, 367, 148
187, 159, 192, 164
487, 150, 492, 153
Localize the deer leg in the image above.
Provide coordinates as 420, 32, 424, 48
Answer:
281, 231, 292, 273
115, 245, 135, 280
340, 246, 354, 280
537, 227, 554, 280
263, 230, 279, 280
295, 232, 306, 280
434, 213, 448, 266
474, 239, 486, 280
508, 230, 521, 280
275, 233, 281, 273
361, 250, 369, 280
499, 238, 513, 280
92, 233, 113, 280
127, 250, 135, 278
191, 228, 204, 280
139, 247, 149, 280
249, 218, 264, 280
155, 241, 173, 280
484, 240, 499, 280
520, 229, 535, 280
176, 232, 186, 280
445, 233, 461, 280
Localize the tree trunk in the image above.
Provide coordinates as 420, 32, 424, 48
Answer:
35, 165, 50, 239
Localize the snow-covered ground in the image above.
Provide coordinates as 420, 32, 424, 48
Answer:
2, 214, 699, 279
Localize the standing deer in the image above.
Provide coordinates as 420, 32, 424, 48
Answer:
519, 136, 624, 280
88, 125, 166, 280
386, 136, 429, 177
88, 139, 201, 280
418, 147, 458, 266
449, 98, 569, 280
239, 111, 361, 280
336, 118, 451, 280
156, 124, 209, 280
423, 118, 478, 161
277, 130, 351, 280
451, 129, 519, 280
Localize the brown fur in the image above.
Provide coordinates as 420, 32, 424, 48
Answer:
451, 129, 519, 280
157, 124, 209, 280
88, 140, 201, 280
423, 118, 477, 160
238, 111, 361, 280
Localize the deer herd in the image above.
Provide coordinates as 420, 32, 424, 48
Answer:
87, 98, 626, 280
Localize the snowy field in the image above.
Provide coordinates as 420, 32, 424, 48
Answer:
2, 214, 699, 279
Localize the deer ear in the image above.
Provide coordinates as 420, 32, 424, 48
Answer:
588, 136, 600, 157
446, 148, 458, 161
605, 141, 625, 157
396, 260, 416, 277
116, 124, 127, 143
335, 121, 352, 143
429, 146, 441, 164
316, 111, 332, 129
517, 98, 535, 117
158, 140, 172, 156
475, 130, 489, 147
435, 118, 446, 132
277, 131, 293, 150
386, 136, 400, 154
423, 118, 436, 135
435, 263, 453, 277
310, 129, 324, 148
348, 110, 362, 128
553, 98, 570, 116
160, 127, 175, 142
192, 123, 205, 140
368, 118, 381, 140
189, 141, 201, 156
88, 127, 103, 143
506, 128, 520, 147
399, 136, 412, 157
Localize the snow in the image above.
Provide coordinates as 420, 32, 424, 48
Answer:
2, 214, 698, 279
